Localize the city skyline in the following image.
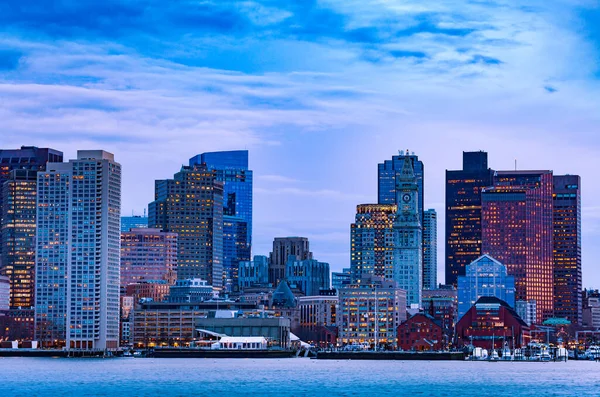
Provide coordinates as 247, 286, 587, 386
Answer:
1, 1, 599, 288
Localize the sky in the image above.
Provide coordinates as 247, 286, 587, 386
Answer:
1, 1, 599, 286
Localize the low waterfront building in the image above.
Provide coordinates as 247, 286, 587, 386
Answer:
0, 308, 35, 342
238, 255, 270, 289
132, 301, 258, 348
338, 275, 407, 349
195, 316, 291, 349
455, 296, 530, 350
126, 280, 171, 303
397, 313, 443, 351
297, 294, 338, 347
457, 255, 515, 321
167, 279, 214, 303
286, 256, 330, 297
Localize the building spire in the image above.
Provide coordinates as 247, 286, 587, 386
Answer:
399, 153, 415, 180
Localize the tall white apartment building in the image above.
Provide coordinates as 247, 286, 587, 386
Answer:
35, 150, 121, 350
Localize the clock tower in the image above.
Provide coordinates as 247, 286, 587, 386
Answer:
392, 154, 423, 307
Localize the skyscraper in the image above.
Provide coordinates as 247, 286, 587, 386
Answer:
378, 150, 424, 215
392, 156, 423, 307
422, 209, 438, 290
190, 150, 252, 291
269, 237, 312, 285
120, 228, 178, 293
286, 257, 330, 296
149, 164, 224, 289
457, 254, 516, 320
350, 204, 396, 283
553, 175, 582, 324
0, 146, 63, 309
445, 151, 494, 286
35, 150, 121, 350
481, 170, 554, 323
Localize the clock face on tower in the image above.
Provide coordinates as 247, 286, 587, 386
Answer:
402, 193, 411, 203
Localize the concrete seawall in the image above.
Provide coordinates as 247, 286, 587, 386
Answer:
316, 351, 466, 360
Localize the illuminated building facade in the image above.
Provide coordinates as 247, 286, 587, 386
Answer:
297, 295, 338, 347
397, 313, 443, 351
350, 204, 396, 282
269, 237, 312, 285
149, 164, 224, 289
392, 156, 422, 307
423, 209, 437, 290
378, 150, 424, 216
35, 150, 121, 350
120, 228, 177, 293
332, 268, 351, 290
0, 146, 63, 341
125, 280, 171, 303
482, 170, 554, 323
238, 255, 270, 289
445, 151, 494, 286
457, 254, 515, 321
455, 296, 530, 350
189, 151, 252, 292
552, 175, 582, 324
1, 170, 38, 310
338, 275, 407, 348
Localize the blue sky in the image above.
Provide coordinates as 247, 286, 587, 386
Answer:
1, 1, 599, 286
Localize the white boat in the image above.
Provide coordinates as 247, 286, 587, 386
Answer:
123, 351, 133, 357
500, 346, 513, 361
489, 350, 500, 361
470, 347, 488, 361
583, 345, 600, 360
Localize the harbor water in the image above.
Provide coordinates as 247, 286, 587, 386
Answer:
1, 357, 599, 396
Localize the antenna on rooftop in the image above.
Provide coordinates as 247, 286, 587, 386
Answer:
515, 159, 517, 171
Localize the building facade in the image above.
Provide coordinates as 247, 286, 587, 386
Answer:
338, 276, 407, 348
120, 228, 177, 293
125, 281, 171, 303
392, 156, 423, 307
0, 275, 9, 311
189, 151, 252, 292
445, 151, 494, 285
422, 209, 437, 290
422, 287, 457, 338
378, 150, 424, 218
482, 170, 554, 323
582, 290, 600, 328
286, 257, 330, 297
167, 278, 213, 303
238, 255, 270, 289
269, 237, 312, 286
397, 313, 444, 351
121, 215, 148, 232
35, 150, 121, 350
1, 170, 38, 311
332, 268, 352, 291
149, 164, 224, 289
515, 300, 537, 326
350, 204, 395, 283
222, 215, 250, 291
455, 296, 530, 350
457, 255, 516, 321
297, 295, 338, 347
552, 175, 582, 325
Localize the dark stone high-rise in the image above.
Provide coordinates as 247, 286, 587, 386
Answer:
553, 175, 582, 324
445, 151, 494, 285
149, 164, 224, 290
0, 146, 63, 339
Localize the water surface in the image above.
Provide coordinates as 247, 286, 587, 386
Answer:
1, 357, 599, 396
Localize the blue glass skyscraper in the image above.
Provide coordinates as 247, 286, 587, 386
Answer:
189, 150, 252, 291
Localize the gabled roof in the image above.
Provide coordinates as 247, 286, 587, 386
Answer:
474, 296, 528, 327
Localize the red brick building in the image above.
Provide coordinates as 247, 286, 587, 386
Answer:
397, 313, 443, 351
455, 296, 530, 350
